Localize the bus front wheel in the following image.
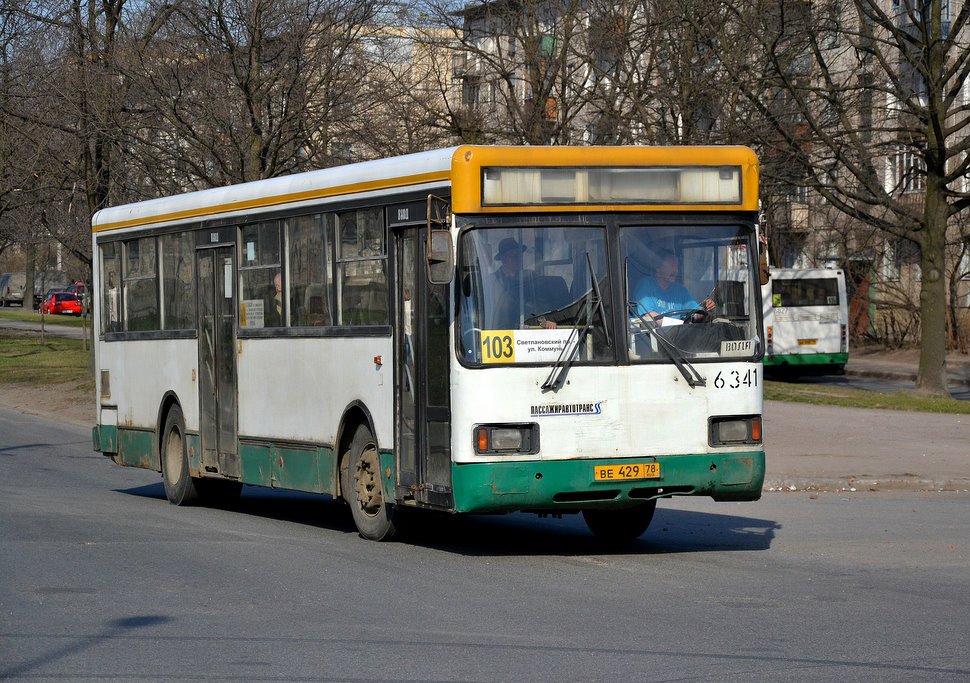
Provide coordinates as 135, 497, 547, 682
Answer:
161, 404, 199, 506
345, 424, 398, 541
582, 500, 657, 543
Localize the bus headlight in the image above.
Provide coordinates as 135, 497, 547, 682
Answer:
474, 424, 539, 455
709, 415, 762, 446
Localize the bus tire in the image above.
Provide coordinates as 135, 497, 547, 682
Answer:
345, 424, 398, 541
161, 404, 199, 506
582, 500, 657, 543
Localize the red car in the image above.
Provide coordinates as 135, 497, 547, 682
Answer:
41, 291, 83, 316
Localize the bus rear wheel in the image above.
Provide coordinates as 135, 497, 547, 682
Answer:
161, 404, 199, 506
582, 500, 657, 543
345, 424, 398, 541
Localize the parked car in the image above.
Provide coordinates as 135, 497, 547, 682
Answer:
0, 271, 26, 306
32, 271, 71, 308
0, 271, 73, 307
0, 273, 9, 306
41, 291, 83, 316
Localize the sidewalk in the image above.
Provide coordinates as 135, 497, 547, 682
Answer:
765, 345, 970, 492
845, 345, 970, 387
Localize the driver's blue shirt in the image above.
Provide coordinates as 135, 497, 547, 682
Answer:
632, 276, 700, 317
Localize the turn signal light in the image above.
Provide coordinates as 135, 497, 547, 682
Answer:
709, 415, 762, 446
473, 424, 539, 455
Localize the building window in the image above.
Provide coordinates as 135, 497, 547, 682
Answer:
889, 146, 926, 194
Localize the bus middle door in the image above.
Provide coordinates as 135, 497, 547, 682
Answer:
395, 225, 452, 508
196, 242, 240, 479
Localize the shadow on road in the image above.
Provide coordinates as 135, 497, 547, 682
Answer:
0, 615, 173, 679
119, 483, 780, 556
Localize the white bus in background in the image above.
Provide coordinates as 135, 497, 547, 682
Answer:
762, 267, 849, 375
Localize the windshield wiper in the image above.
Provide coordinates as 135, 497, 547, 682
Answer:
628, 303, 706, 388
541, 254, 611, 392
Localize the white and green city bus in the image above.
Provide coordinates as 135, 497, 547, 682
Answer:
763, 267, 849, 375
91, 145, 766, 542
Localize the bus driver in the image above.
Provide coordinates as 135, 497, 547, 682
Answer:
633, 250, 714, 322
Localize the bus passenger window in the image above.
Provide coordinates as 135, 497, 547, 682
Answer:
100, 242, 122, 334
239, 222, 283, 328
336, 208, 388, 326
161, 231, 196, 330
123, 237, 159, 331
286, 213, 331, 327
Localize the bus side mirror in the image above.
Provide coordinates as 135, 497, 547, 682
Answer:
427, 230, 454, 285
758, 239, 770, 286
427, 194, 454, 285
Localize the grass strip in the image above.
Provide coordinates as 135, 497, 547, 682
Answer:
0, 309, 90, 328
765, 380, 970, 414
0, 331, 92, 385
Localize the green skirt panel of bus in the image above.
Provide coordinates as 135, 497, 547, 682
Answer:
450, 451, 765, 514
764, 352, 847, 368
238, 441, 338, 493
95, 427, 158, 471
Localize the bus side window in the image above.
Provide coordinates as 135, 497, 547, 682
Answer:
239, 221, 283, 328
287, 213, 330, 327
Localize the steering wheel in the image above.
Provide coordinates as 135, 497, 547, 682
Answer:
655, 308, 708, 323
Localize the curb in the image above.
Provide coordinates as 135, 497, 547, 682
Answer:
844, 367, 969, 387
764, 477, 970, 493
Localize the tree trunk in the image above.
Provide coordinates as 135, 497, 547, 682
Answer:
915, 184, 949, 395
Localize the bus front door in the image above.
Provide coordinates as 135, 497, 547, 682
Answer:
396, 230, 452, 508
197, 246, 239, 479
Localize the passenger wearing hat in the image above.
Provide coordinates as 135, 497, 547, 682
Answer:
491, 238, 557, 329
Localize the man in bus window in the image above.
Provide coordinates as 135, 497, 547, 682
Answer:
107, 274, 120, 332
490, 238, 557, 330
264, 272, 284, 327
632, 250, 714, 321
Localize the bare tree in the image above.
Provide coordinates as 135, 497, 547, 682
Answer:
124, 0, 384, 190
711, 0, 970, 395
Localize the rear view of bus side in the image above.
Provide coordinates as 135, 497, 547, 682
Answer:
92, 145, 766, 542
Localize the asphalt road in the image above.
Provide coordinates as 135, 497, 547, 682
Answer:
1, 409, 968, 681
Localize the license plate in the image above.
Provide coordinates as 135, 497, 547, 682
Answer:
797, 338, 817, 346
593, 462, 660, 481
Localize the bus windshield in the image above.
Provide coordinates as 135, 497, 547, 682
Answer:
621, 225, 760, 361
457, 226, 612, 366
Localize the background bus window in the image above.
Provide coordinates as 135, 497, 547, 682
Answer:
772, 278, 840, 307
287, 213, 331, 326
123, 237, 159, 331
160, 231, 196, 330
336, 208, 388, 326
100, 242, 122, 334
239, 222, 283, 328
